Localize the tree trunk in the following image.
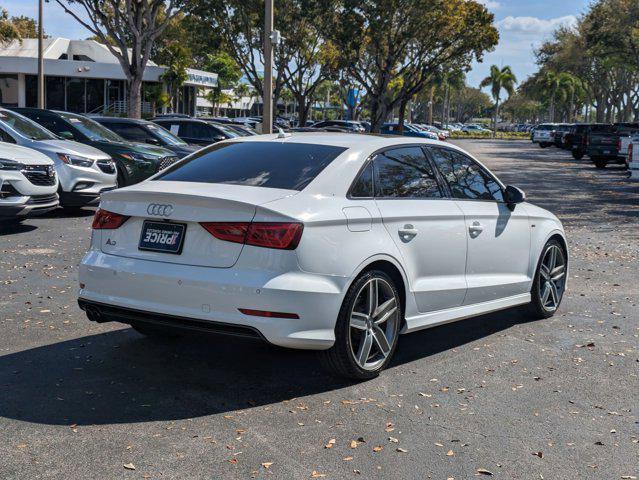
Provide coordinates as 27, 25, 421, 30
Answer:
128, 77, 143, 119
397, 97, 409, 133
493, 97, 500, 138
428, 86, 434, 125
369, 98, 387, 133
296, 94, 310, 127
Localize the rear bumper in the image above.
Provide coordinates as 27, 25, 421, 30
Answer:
78, 250, 348, 350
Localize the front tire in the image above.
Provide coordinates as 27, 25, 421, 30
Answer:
526, 239, 567, 319
572, 150, 584, 160
320, 270, 401, 380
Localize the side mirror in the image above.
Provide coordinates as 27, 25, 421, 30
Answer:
213, 135, 226, 142
505, 185, 526, 206
59, 131, 74, 140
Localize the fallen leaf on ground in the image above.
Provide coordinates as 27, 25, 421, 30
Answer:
373, 445, 383, 452
311, 471, 326, 478
446, 450, 455, 456
325, 438, 336, 449
476, 468, 493, 476
261, 462, 273, 469
396, 447, 408, 453
123, 463, 136, 470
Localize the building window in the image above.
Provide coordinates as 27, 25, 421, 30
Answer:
0, 74, 19, 107
25, 75, 37, 107
85, 78, 104, 113
66, 78, 85, 112
46, 76, 66, 110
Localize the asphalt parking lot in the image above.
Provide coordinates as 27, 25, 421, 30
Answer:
1, 139, 637, 480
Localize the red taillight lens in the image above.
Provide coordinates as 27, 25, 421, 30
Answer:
92, 209, 129, 229
200, 222, 249, 243
200, 222, 304, 250
629, 143, 633, 161
246, 223, 304, 250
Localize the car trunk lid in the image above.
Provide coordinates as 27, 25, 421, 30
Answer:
97, 181, 297, 268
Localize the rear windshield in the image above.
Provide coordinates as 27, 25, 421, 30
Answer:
155, 141, 347, 191
536, 124, 554, 131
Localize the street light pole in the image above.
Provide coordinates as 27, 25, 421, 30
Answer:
262, 0, 274, 134
37, 0, 45, 109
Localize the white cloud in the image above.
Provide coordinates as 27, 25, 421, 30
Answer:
476, 0, 501, 9
497, 15, 578, 35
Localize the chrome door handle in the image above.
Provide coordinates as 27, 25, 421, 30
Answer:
469, 221, 484, 235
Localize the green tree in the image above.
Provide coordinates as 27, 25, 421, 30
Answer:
55, 0, 188, 118
479, 65, 517, 136
159, 42, 191, 113
331, 0, 499, 132
0, 8, 21, 45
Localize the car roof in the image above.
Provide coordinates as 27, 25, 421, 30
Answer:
224, 131, 450, 151
93, 117, 148, 124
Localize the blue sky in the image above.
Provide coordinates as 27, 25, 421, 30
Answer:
5, 0, 590, 88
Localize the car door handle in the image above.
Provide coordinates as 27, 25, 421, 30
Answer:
398, 225, 418, 241
468, 221, 484, 235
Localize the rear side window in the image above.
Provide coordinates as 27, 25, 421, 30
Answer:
155, 141, 346, 191
350, 162, 373, 198
373, 147, 442, 199
429, 147, 504, 202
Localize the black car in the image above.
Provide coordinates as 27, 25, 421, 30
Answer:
312, 120, 366, 133
552, 124, 573, 148
197, 118, 257, 137
150, 117, 239, 146
92, 117, 199, 159
564, 124, 605, 159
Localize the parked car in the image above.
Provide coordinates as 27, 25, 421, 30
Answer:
0, 108, 116, 207
563, 124, 603, 159
415, 124, 448, 140
78, 133, 567, 379
614, 123, 639, 166
461, 124, 492, 134
552, 124, 573, 149
628, 135, 639, 179
92, 117, 199, 159
381, 123, 439, 139
585, 123, 627, 169
312, 120, 366, 133
197, 118, 257, 137
0, 142, 59, 222
151, 117, 239, 146
532, 123, 556, 147
13, 108, 178, 186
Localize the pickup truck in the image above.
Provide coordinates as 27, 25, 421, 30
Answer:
615, 123, 639, 166
585, 123, 639, 168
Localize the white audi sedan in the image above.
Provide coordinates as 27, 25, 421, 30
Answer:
78, 133, 568, 379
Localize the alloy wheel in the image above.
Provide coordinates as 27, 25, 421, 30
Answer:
538, 245, 566, 312
349, 277, 399, 371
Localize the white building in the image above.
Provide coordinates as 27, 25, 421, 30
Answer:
0, 38, 218, 116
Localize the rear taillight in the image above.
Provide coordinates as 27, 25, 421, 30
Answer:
92, 209, 129, 229
200, 222, 304, 250
629, 143, 634, 161
617, 138, 622, 150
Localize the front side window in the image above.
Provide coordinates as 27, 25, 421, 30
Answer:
155, 141, 346, 191
428, 147, 504, 202
108, 123, 150, 143
373, 147, 442, 199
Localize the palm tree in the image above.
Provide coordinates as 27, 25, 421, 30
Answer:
480, 65, 517, 137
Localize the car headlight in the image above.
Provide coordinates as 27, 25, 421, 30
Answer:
0, 158, 22, 170
57, 153, 94, 167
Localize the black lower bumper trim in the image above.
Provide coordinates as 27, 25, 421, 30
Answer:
60, 191, 100, 207
78, 299, 266, 341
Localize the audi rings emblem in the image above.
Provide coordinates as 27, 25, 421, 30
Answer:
147, 203, 174, 216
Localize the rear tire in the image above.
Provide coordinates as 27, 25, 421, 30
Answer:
540, 142, 549, 148
524, 239, 567, 320
572, 150, 584, 160
116, 167, 127, 188
320, 270, 401, 380
593, 157, 608, 169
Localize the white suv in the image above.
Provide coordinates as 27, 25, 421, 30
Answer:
0, 142, 59, 222
0, 109, 116, 208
